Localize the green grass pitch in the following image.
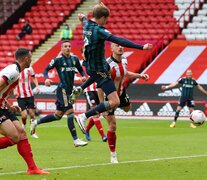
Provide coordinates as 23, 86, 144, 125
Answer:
1, 118, 207, 180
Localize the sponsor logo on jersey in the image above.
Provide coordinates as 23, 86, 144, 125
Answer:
83, 31, 92, 36
183, 84, 193, 88
61, 67, 76, 72
134, 102, 153, 116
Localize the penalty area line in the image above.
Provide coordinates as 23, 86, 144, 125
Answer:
1, 154, 207, 176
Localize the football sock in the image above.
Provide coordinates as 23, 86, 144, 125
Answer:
22, 117, 27, 125
37, 114, 61, 124
86, 117, 95, 132
174, 110, 180, 122
85, 101, 110, 118
67, 113, 78, 140
80, 77, 95, 90
94, 118, 105, 138
0, 136, 15, 149
107, 131, 116, 152
17, 139, 37, 170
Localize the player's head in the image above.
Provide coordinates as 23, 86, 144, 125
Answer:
81, 46, 85, 60
111, 43, 124, 56
92, 3, 110, 26
186, 69, 192, 78
15, 48, 32, 68
61, 40, 71, 56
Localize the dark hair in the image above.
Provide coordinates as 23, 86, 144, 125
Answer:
92, 4, 110, 19
15, 48, 30, 60
61, 40, 70, 45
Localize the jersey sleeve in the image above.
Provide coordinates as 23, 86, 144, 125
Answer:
194, 79, 198, 86
178, 78, 183, 84
30, 67, 35, 77
75, 57, 85, 77
98, 28, 112, 40
82, 17, 87, 26
1, 65, 19, 84
48, 58, 57, 69
43, 58, 57, 79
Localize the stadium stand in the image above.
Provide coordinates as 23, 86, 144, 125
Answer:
0, 0, 82, 69
74, 0, 180, 42
0, 0, 27, 26
182, 2, 207, 40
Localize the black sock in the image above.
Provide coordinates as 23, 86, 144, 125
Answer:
67, 113, 78, 140
85, 101, 110, 118
174, 110, 180, 122
37, 114, 61, 124
81, 77, 95, 90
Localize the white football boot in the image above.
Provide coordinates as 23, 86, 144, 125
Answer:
110, 152, 118, 164
74, 114, 87, 134
74, 138, 88, 147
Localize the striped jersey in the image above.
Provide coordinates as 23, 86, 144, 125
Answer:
107, 56, 128, 96
178, 77, 198, 99
82, 18, 112, 72
0, 63, 21, 109
81, 60, 97, 92
16, 67, 35, 98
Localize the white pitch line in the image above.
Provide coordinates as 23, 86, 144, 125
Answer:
1, 154, 207, 176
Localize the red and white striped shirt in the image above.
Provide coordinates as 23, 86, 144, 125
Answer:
107, 56, 128, 96
0, 63, 20, 109
16, 67, 35, 98
80, 60, 97, 93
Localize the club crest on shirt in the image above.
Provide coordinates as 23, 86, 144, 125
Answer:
73, 60, 76, 66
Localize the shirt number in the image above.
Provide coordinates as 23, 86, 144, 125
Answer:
84, 36, 89, 47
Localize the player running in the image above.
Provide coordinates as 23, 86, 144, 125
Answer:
99, 43, 149, 163
161, 69, 207, 128
80, 47, 107, 142
0, 48, 49, 175
14, 66, 40, 138
70, 3, 152, 133
30, 40, 88, 147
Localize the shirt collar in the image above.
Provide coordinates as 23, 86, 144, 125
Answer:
111, 55, 121, 63
15, 62, 21, 72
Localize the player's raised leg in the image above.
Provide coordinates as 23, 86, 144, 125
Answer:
31, 109, 88, 147
75, 81, 120, 134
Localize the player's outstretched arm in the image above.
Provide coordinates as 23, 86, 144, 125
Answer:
31, 76, 40, 94
161, 82, 179, 91
75, 58, 86, 82
126, 71, 149, 81
107, 35, 153, 50
43, 66, 54, 87
78, 13, 87, 25
197, 85, 207, 95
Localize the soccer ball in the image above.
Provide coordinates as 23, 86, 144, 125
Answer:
190, 110, 206, 126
